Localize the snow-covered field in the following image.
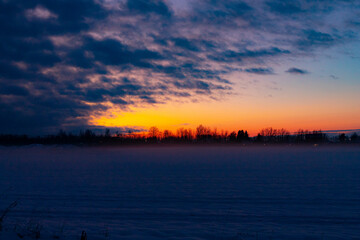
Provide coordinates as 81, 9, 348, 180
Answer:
0, 146, 359, 239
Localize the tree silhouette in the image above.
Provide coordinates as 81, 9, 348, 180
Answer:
196, 125, 211, 140
350, 133, 358, 142
162, 130, 173, 139
237, 130, 249, 142
105, 129, 111, 138
148, 126, 160, 139
255, 133, 263, 142
338, 133, 347, 142
229, 131, 237, 142
0, 124, 348, 146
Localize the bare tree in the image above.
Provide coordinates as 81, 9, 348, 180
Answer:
196, 125, 211, 140
259, 127, 290, 142
148, 126, 160, 139
162, 130, 173, 139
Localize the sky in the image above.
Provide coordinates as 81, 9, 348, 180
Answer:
0, 0, 360, 135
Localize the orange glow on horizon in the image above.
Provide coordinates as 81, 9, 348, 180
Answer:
89, 96, 360, 136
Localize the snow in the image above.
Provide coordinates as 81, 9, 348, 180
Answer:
1, 146, 360, 239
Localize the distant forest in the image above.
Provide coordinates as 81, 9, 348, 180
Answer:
0, 125, 359, 146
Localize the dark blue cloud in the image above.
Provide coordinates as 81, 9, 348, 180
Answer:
0, 92, 94, 135
0, 84, 29, 96
329, 75, 339, 80
191, 0, 254, 26
298, 30, 335, 49
286, 68, 309, 74
0, 0, 108, 134
155, 64, 231, 85
209, 47, 290, 62
126, 0, 172, 17
267, 1, 303, 15
0, 0, 106, 37
67, 49, 95, 69
111, 98, 129, 105
238, 48, 291, 58
0, 62, 30, 80
173, 79, 229, 92
84, 83, 147, 102
245, 68, 274, 75
140, 95, 158, 104
172, 38, 200, 52
83, 37, 162, 67
0, 38, 60, 67
174, 80, 210, 90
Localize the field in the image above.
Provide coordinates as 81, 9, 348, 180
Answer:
1, 146, 360, 239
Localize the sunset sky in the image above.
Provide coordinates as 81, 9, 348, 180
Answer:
1, 0, 360, 135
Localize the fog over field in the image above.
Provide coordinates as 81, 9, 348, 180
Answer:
0, 146, 360, 239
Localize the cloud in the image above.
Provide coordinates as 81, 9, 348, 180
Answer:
0, 83, 29, 96
0, 0, 359, 134
25, 6, 58, 20
267, 1, 303, 15
329, 75, 339, 80
321, 129, 360, 136
0, 38, 61, 67
64, 126, 147, 135
297, 30, 336, 50
78, 37, 163, 67
208, 47, 290, 63
190, 0, 254, 26
125, 0, 172, 17
286, 68, 309, 75
172, 38, 200, 52
245, 68, 274, 75
0, 0, 106, 37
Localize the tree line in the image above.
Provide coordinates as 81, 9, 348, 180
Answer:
0, 125, 359, 146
